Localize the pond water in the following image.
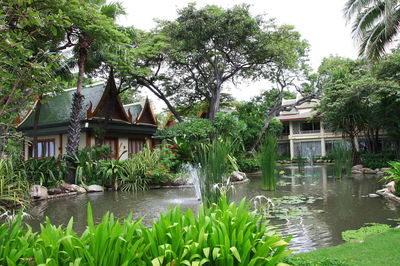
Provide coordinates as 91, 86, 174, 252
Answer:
26, 165, 400, 253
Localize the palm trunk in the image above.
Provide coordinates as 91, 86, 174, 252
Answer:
65, 39, 88, 184
32, 96, 43, 159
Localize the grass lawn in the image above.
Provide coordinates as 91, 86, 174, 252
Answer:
287, 229, 400, 266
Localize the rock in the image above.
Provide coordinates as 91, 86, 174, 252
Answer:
29, 185, 48, 200
168, 178, 188, 186
362, 168, 377, 174
87, 185, 104, 192
230, 171, 247, 182
352, 170, 363, 174
60, 183, 75, 192
369, 193, 380, 198
71, 184, 86, 193
386, 181, 396, 193
48, 188, 63, 195
381, 167, 391, 172
316, 159, 323, 163
352, 164, 363, 170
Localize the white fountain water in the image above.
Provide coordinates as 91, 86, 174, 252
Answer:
305, 147, 315, 167
186, 164, 202, 201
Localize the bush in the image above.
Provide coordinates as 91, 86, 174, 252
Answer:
21, 157, 65, 187
237, 155, 260, 173
0, 197, 291, 265
361, 151, 396, 169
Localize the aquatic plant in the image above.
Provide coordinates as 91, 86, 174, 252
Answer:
195, 138, 238, 205
341, 223, 391, 242
0, 197, 292, 265
260, 135, 277, 191
333, 141, 352, 178
0, 159, 28, 212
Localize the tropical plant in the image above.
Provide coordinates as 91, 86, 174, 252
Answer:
260, 135, 278, 191
0, 159, 28, 212
382, 161, 400, 196
98, 159, 125, 190
195, 138, 238, 205
21, 157, 65, 187
344, 0, 400, 60
0, 197, 292, 265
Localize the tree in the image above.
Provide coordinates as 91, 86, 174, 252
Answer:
157, 4, 309, 120
0, 0, 68, 125
344, 0, 400, 60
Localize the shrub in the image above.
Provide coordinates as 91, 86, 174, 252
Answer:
237, 155, 260, 173
381, 161, 400, 196
0, 197, 292, 265
361, 151, 396, 169
21, 157, 65, 187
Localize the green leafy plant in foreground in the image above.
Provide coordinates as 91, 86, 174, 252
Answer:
0, 197, 291, 265
260, 135, 278, 191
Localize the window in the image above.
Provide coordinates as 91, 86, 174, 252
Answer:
104, 138, 118, 159
281, 123, 290, 136
300, 121, 320, 133
29, 139, 55, 158
128, 139, 145, 155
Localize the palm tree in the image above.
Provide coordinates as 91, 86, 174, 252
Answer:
344, 0, 400, 60
64, 0, 126, 183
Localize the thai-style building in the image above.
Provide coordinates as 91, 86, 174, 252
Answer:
17, 76, 158, 160
276, 95, 387, 159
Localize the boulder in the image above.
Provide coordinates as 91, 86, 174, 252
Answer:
60, 183, 75, 192
381, 167, 391, 172
369, 193, 380, 198
29, 185, 48, 200
352, 169, 363, 175
230, 171, 247, 182
87, 185, 104, 192
352, 164, 363, 170
71, 184, 86, 193
48, 188, 63, 195
316, 159, 323, 163
362, 168, 377, 174
168, 178, 188, 186
386, 181, 396, 194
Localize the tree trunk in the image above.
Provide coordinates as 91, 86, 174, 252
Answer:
32, 96, 43, 159
207, 84, 222, 120
65, 38, 89, 184
350, 133, 361, 165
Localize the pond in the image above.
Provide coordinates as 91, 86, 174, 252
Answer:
26, 165, 400, 253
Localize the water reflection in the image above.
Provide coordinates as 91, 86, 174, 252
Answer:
26, 165, 400, 253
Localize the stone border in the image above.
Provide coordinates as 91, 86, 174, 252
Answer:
150, 178, 250, 189
31, 192, 78, 202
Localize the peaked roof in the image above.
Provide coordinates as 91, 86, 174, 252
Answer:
18, 77, 158, 131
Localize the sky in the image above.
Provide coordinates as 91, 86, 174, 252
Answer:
116, 0, 358, 107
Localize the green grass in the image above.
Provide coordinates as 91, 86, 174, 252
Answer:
290, 229, 400, 266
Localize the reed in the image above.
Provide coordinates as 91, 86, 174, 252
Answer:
333, 141, 352, 178
260, 135, 278, 191
195, 138, 237, 205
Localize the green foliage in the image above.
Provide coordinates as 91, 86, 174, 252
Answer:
21, 157, 65, 187
0, 197, 291, 265
260, 135, 278, 191
237, 154, 261, 173
195, 139, 238, 205
381, 161, 400, 196
342, 223, 391, 242
0, 159, 29, 212
361, 151, 396, 169
332, 141, 352, 179
98, 159, 125, 190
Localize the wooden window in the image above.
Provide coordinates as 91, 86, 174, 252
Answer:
29, 139, 55, 158
104, 138, 118, 159
128, 139, 145, 155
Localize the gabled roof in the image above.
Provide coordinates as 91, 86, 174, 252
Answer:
18, 75, 158, 135
18, 83, 105, 128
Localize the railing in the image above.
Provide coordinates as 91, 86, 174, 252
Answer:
295, 130, 321, 135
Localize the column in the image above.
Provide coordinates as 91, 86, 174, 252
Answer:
321, 138, 326, 157
290, 139, 295, 159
